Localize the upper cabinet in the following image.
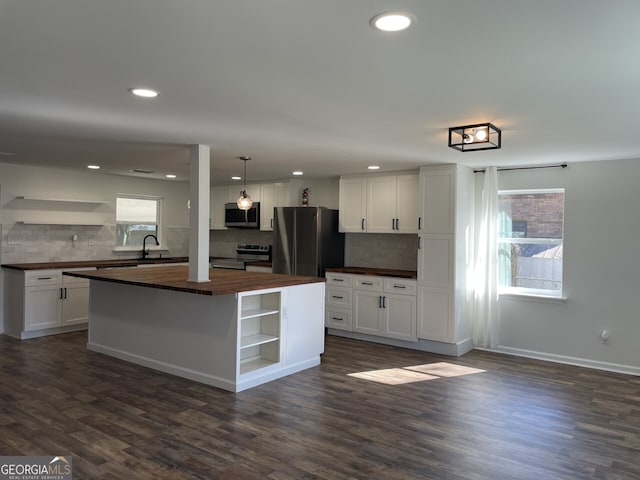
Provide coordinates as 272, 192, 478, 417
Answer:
210, 180, 302, 231
339, 173, 418, 234
260, 179, 302, 231
419, 168, 455, 234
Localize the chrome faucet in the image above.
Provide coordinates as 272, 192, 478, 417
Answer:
142, 234, 159, 260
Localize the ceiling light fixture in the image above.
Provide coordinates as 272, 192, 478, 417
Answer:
368, 165, 381, 170
231, 176, 242, 181
370, 12, 414, 32
236, 156, 253, 210
448, 123, 501, 152
129, 87, 160, 98
87, 165, 100, 170
292, 171, 304, 176
165, 174, 176, 179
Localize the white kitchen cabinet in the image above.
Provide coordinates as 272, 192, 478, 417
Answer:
210, 186, 228, 230
417, 165, 473, 350
325, 272, 353, 331
340, 173, 419, 234
327, 273, 417, 341
259, 179, 303, 231
339, 177, 367, 232
4, 268, 93, 339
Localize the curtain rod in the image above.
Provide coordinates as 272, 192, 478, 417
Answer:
473, 163, 567, 173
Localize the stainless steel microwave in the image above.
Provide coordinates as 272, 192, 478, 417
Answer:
224, 202, 260, 228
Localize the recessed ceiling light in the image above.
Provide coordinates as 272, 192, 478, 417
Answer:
129, 87, 160, 98
370, 12, 414, 32
368, 165, 381, 170
231, 176, 242, 181
292, 171, 304, 176
165, 174, 176, 179
87, 165, 100, 170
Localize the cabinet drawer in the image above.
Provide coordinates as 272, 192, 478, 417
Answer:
326, 273, 353, 287
25, 270, 62, 286
326, 286, 352, 308
325, 307, 352, 331
354, 275, 383, 292
383, 278, 417, 296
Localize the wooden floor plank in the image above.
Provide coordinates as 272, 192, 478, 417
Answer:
1, 331, 639, 479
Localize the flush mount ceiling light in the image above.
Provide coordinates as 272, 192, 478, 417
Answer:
368, 165, 381, 170
87, 165, 100, 170
231, 176, 242, 181
236, 156, 253, 210
448, 123, 501, 152
129, 87, 160, 98
165, 174, 176, 179
292, 171, 304, 176
370, 12, 414, 32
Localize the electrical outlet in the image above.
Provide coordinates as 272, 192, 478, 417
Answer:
600, 329, 609, 344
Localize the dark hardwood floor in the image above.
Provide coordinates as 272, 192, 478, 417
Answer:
0, 331, 639, 479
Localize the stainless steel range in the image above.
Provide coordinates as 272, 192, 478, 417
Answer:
211, 244, 272, 270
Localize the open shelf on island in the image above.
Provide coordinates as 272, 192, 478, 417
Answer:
238, 290, 281, 375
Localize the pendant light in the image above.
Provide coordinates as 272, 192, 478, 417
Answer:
236, 156, 253, 210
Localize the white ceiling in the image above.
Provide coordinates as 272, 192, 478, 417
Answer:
1, 0, 640, 184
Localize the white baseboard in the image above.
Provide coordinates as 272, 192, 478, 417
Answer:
483, 345, 640, 376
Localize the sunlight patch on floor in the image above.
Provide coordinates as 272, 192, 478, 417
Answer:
348, 362, 486, 385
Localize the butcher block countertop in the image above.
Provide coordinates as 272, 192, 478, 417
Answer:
64, 265, 324, 296
1, 257, 189, 270
325, 266, 417, 279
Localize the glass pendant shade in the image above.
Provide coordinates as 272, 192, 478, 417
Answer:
237, 191, 253, 210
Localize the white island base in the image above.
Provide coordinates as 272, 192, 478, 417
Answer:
86, 280, 325, 392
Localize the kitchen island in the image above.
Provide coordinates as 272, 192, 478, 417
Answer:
65, 266, 326, 392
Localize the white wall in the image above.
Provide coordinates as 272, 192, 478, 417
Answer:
484, 159, 640, 374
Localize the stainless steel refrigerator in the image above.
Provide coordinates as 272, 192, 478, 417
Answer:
272, 207, 344, 277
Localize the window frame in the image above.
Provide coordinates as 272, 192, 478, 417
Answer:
114, 194, 164, 251
497, 188, 565, 299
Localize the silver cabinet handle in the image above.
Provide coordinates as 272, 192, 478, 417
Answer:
382, 296, 387, 308
331, 316, 344, 321
378, 296, 383, 308
362, 281, 373, 286
396, 218, 399, 230
37, 276, 52, 280
393, 284, 407, 289
361, 218, 365, 230
333, 278, 344, 282
59, 288, 64, 299
64, 287, 68, 299
418, 217, 422, 230
332, 295, 344, 299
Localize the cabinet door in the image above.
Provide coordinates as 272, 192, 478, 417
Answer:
24, 285, 61, 331
353, 290, 382, 335
396, 174, 419, 233
419, 168, 455, 234
366, 176, 397, 233
260, 183, 275, 231
418, 234, 454, 288
210, 186, 228, 230
61, 284, 90, 326
383, 293, 417, 342
339, 177, 367, 232
325, 307, 352, 331
417, 287, 453, 343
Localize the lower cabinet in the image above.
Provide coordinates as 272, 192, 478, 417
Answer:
3, 268, 92, 338
326, 272, 417, 342
238, 290, 281, 374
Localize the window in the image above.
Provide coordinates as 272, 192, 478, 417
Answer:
115, 195, 162, 248
498, 189, 564, 296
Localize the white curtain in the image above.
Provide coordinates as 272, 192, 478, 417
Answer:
472, 166, 499, 348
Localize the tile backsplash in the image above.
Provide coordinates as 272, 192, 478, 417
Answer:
1, 223, 190, 264
345, 233, 417, 271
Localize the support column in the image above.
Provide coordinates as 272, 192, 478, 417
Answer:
188, 144, 211, 283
